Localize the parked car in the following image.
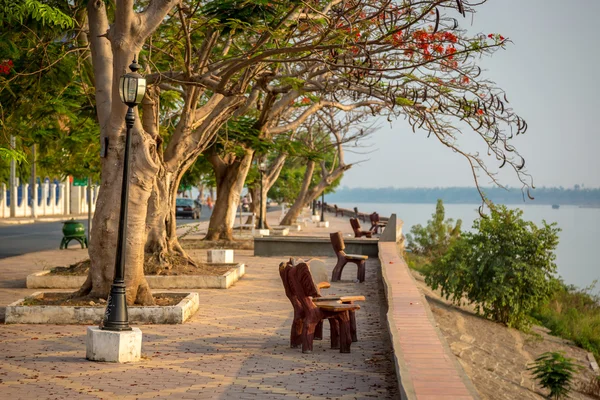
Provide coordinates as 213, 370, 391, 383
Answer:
176, 198, 201, 219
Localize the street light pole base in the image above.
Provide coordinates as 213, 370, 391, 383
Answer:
86, 326, 142, 363
317, 221, 329, 228
102, 283, 131, 331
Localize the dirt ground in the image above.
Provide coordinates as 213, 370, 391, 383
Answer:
410, 270, 599, 400
21, 292, 186, 307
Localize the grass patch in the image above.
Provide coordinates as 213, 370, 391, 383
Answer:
404, 252, 432, 275
531, 280, 600, 361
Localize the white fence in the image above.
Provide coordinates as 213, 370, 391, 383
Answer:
0, 181, 98, 219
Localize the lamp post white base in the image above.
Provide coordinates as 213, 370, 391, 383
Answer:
207, 249, 234, 263
311, 215, 321, 222
317, 221, 329, 228
86, 326, 142, 363
255, 229, 270, 236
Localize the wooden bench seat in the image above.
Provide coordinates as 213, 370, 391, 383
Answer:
330, 232, 369, 282
279, 259, 365, 353
314, 301, 360, 312
350, 218, 373, 238
312, 295, 365, 303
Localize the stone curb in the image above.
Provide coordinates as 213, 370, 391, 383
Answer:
5, 291, 199, 325
26, 264, 245, 289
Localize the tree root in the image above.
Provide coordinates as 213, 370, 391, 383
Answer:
69, 274, 92, 299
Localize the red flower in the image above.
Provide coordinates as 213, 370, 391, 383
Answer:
477, 109, 484, 115
461, 76, 470, 84
390, 31, 403, 47
0, 59, 13, 75
488, 33, 494, 39
499, 35, 505, 41
443, 32, 458, 43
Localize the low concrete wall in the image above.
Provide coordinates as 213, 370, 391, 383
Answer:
26, 264, 245, 289
254, 236, 378, 257
5, 292, 199, 325
378, 242, 479, 399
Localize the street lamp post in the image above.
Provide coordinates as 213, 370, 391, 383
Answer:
312, 199, 317, 216
320, 192, 325, 222
102, 59, 146, 332
257, 159, 267, 230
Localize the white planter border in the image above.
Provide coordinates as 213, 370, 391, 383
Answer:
5, 292, 200, 325
26, 264, 245, 290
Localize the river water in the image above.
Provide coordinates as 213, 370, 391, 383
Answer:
335, 202, 600, 292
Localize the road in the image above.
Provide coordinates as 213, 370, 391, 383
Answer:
0, 210, 212, 259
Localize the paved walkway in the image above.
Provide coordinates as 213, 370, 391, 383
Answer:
0, 214, 399, 399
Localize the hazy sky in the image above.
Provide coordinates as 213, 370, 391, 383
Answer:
342, 0, 600, 189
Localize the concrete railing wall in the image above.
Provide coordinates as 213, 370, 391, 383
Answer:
0, 182, 98, 219
378, 214, 479, 399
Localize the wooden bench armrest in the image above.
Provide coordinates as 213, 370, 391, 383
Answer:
345, 254, 368, 260
315, 301, 360, 312
317, 282, 331, 290
313, 295, 365, 302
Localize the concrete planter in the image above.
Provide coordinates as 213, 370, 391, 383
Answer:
26, 264, 245, 290
5, 292, 199, 325
254, 236, 379, 257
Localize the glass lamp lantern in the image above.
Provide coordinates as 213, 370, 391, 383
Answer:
119, 59, 146, 107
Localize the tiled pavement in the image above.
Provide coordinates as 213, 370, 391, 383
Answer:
0, 222, 399, 399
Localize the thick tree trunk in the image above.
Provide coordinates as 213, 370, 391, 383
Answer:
143, 94, 244, 266
144, 163, 196, 274
75, 89, 159, 306
205, 149, 254, 241
198, 183, 204, 203
74, 1, 173, 306
280, 160, 315, 226
257, 182, 271, 229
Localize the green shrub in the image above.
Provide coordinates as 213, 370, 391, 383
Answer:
528, 351, 581, 399
406, 199, 461, 259
532, 280, 600, 360
425, 206, 560, 328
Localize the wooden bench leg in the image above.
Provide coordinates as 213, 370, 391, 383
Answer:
302, 316, 319, 353
338, 312, 352, 353
357, 260, 366, 283
291, 313, 303, 348
315, 320, 323, 340
349, 311, 357, 342
329, 319, 340, 349
331, 259, 347, 282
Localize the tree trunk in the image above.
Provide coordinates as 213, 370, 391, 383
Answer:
73, 0, 178, 305
198, 183, 204, 203
205, 149, 254, 241
257, 180, 271, 229
74, 85, 159, 306
280, 160, 315, 225
144, 163, 196, 274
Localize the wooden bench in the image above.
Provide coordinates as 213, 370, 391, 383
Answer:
308, 258, 363, 342
330, 232, 368, 282
279, 259, 363, 353
350, 218, 373, 238
370, 212, 387, 234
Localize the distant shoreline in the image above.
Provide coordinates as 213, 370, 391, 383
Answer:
327, 187, 600, 207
